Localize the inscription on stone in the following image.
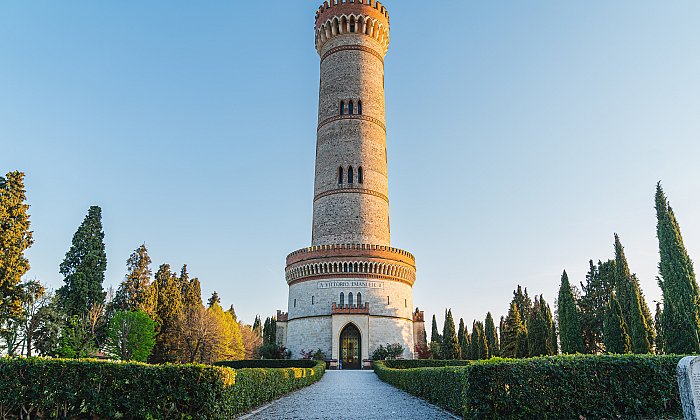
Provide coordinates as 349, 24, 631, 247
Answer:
677, 356, 700, 419
318, 280, 384, 289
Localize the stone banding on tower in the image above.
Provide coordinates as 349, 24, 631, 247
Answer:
277, 1, 424, 367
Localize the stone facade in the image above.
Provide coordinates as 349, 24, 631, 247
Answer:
279, 1, 424, 367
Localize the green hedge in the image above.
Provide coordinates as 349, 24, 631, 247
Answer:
375, 355, 683, 419
383, 359, 473, 369
213, 359, 319, 369
0, 358, 325, 419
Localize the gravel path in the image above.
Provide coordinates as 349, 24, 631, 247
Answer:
242, 370, 457, 419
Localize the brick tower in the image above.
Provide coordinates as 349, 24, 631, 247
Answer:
276, 0, 425, 368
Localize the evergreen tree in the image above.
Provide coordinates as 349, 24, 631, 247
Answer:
613, 234, 653, 354
150, 264, 182, 363
458, 318, 468, 359
557, 270, 584, 354
579, 259, 616, 353
603, 291, 631, 354
484, 312, 499, 357
227, 305, 237, 321
441, 309, 461, 359
499, 315, 506, 355
0, 171, 34, 321
654, 302, 664, 354
431, 314, 441, 343
262, 316, 276, 346
655, 183, 700, 354
470, 320, 488, 360
528, 297, 549, 356
252, 315, 262, 337
183, 278, 202, 309
513, 285, 533, 322
207, 291, 221, 308
540, 295, 557, 355
57, 206, 107, 317
113, 245, 152, 312
178, 265, 189, 295
501, 302, 528, 358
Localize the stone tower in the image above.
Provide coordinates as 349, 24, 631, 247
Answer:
276, 0, 425, 368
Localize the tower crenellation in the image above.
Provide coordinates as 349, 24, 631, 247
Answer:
315, 0, 390, 54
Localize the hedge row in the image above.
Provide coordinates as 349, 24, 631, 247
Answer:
0, 358, 325, 419
213, 359, 319, 369
383, 359, 473, 369
375, 355, 683, 419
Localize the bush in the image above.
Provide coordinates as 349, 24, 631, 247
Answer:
213, 359, 319, 369
384, 359, 473, 369
371, 343, 405, 360
375, 355, 683, 419
300, 348, 327, 361
0, 357, 324, 418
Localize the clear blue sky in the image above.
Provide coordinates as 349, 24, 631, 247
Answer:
2, 1, 699, 328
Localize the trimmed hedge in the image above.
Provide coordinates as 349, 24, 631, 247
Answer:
213, 359, 319, 369
383, 359, 473, 369
0, 357, 324, 419
375, 355, 683, 419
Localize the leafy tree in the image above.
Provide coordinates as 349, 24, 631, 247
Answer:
441, 309, 461, 359
557, 270, 584, 354
484, 312, 499, 357
470, 321, 488, 360
579, 259, 616, 353
105, 310, 156, 362
372, 343, 405, 360
179, 304, 221, 363
56, 303, 105, 358
112, 245, 153, 313
655, 183, 700, 354
458, 318, 469, 359
57, 206, 107, 318
0, 171, 34, 324
613, 234, 653, 354
208, 301, 245, 362
528, 297, 549, 357
603, 291, 631, 354
32, 295, 65, 357
501, 302, 528, 358
150, 264, 182, 363
239, 322, 262, 359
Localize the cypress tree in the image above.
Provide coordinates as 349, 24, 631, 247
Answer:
470, 321, 488, 360
513, 286, 533, 322
0, 171, 33, 321
113, 244, 152, 312
458, 318, 468, 359
557, 270, 584, 354
528, 297, 549, 356
579, 260, 616, 354
613, 234, 653, 354
183, 278, 202, 309
484, 312, 499, 357
540, 295, 556, 355
252, 315, 262, 337
654, 302, 664, 354
57, 206, 107, 317
655, 183, 700, 354
501, 302, 527, 358
150, 264, 182, 363
603, 291, 631, 354
441, 309, 460, 359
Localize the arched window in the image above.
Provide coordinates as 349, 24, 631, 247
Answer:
358, 166, 363, 184
338, 166, 343, 184
349, 100, 354, 115
358, 100, 363, 115
348, 166, 354, 183
340, 292, 345, 306
340, 100, 345, 115
348, 292, 354, 306
357, 292, 362, 307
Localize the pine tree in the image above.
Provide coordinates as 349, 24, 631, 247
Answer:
458, 318, 468, 359
207, 291, 221, 308
613, 234, 653, 354
441, 309, 460, 359
150, 264, 182, 363
603, 291, 631, 354
484, 312, 499, 357
113, 245, 152, 312
0, 171, 34, 321
227, 305, 237, 321
528, 297, 549, 356
501, 302, 527, 358
470, 321, 488, 360
57, 206, 107, 318
557, 270, 584, 354
655, 183, 700, 354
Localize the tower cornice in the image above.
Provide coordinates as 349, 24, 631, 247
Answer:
314, 0, 390, 55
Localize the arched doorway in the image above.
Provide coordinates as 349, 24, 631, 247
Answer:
339, 323, 361, 370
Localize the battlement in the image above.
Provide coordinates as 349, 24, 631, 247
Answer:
287, 244, 414, 263
413, 309, 424, 323
276, 310, 289, 322
314, 0, 390, 55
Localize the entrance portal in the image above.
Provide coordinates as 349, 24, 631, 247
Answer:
339, 323, 361, 370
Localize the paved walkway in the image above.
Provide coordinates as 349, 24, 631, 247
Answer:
243, 370, 457, 419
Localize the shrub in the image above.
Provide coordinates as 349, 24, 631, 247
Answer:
0, 357, 324, 418
372, 343, 405, 360
300, 348, 327, 361
375, 355, 683, 419
384, 359, 473, 369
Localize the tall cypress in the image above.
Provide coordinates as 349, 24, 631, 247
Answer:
57, 206, 107, 317
441, 309, 461, 360
655, 183, 700, 354
603, 291, 631, 354
557, 270, 584, 354
484, 312, 499, 357
0, 171, 34, 320
528, 297, 549, 356
458, 318, 468, 359
613, 234, 653, 354
579, 259, 616, 354
540, 295, 556, 355
470, 321, 488, 360
501, 302, 527, 358
654, 302, 664, 354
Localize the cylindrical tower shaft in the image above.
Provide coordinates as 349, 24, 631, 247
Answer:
311, 1, 391, 246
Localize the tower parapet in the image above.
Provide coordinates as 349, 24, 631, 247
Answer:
315, 0, 390, 55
